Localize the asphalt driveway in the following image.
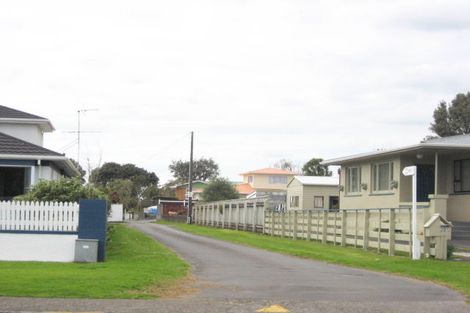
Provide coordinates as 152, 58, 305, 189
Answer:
0, 222, 468, 313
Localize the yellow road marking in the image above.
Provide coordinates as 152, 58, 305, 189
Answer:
256, 304, 290, 313
45, 311, 103, 313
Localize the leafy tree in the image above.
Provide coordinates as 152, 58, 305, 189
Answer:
273, 158, 300, 173
105, 179, 136, 210
169, 158, 219, 183
302, 158, 332, 176
201, 178, 239, 202
90, 162, 158, 189
14, 178, 106, 202
430, 92, 470, 137
140, 185, 159, 208
90, 162, 159, 212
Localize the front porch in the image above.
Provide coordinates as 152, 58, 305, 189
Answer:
399, 147, 470, 223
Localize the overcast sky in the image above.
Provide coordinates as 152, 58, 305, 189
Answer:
1, 0, 470, 183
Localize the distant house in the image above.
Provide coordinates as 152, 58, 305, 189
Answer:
173, 180, 208, 201
322, 134, 470, 224
286, 176, 339, 211
0, 105, 80, 200
237, 168, 296, 202
235, 183, 256, 198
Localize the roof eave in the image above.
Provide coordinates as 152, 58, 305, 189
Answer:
0, 118, 55, 132
0, 154, 80, 177
322, 143, 470, 166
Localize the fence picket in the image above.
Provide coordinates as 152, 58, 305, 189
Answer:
0, 201, 79, 233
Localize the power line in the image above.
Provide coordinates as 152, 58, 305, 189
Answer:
140, 133, 190, 162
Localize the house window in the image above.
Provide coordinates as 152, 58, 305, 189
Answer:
248, 176, 253, 183
454, 159, 470, 192
269, 175, 288, 184
314, 196, 324, 208
346, 167, 361, 193
290, 196, 299, 208
372, 161, 394, 192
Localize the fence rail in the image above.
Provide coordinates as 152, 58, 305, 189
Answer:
193, 197, 268, 231
193, 199, 447, 259
264, 208, 428, 256
0, 201, 79, 232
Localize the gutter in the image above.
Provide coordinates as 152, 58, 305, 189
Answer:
0, 154, 81, 177
0, 118, 55, 132
322, 143, 470, 166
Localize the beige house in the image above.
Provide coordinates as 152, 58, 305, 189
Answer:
322, 134, 470, 223
238, 168, 296, 201
287, 176, 339, 210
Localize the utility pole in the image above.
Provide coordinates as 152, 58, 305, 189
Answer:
187, 131, 194, 224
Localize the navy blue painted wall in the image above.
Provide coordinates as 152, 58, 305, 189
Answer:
78, 199, 107, 262
0, 159, 36, 166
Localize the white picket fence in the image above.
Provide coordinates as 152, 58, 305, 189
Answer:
0, 201, 79, 232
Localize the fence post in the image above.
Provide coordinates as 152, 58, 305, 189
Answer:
333, 211, 337, 246
281, 211, 286, 237
210, 205, 213, 227
221, 203, 225, 229
252, 205, 257, 232
363, 209, 370, 250
389, 209, 395, 256
307, 210, 312, 241
269, 211, 274, 236
244, 204, 248, 231
322, 211, 328, 244
341, 210, 347, 246
354, 210, 358, 248
293, 211, 298, 240
378, 209, 382, 252
316, 211, 320, 241
409, 207, 413, 257
236, 204, 240, 230
262, 200, 267, 234
228, 204, 232, 229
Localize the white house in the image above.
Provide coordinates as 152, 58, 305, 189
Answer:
0, 105, 80, 200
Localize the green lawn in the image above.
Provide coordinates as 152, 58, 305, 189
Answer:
159, 221, 470, 299
0, 224, 188, 299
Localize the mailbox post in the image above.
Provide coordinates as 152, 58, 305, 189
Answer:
402, 166, 421, 260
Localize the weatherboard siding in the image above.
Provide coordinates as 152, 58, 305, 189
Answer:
244, 174, 294, 191
302, 185, 339, 209
0, 124, 43, 146
339, 157, 401, 210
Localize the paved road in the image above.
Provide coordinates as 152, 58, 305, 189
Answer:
1, 222, 468, 313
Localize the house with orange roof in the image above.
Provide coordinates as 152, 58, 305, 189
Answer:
236, 167, 296, 202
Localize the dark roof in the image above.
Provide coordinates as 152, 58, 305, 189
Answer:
424, 134, 470, 145
0, 105, 47, 120
0, 132, 63, 156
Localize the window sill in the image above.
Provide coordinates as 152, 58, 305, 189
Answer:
344, 193, 362, 197
369, 192, 395, 196
450, 192, 470, 196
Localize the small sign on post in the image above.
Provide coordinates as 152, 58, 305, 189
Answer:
402, 165, 421, 260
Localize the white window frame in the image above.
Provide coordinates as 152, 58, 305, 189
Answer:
314, 196, 324, 208
346, 166, 361, 194
371, 161, 394, 193
290, 196, 299, 208
269, 175, 288, 184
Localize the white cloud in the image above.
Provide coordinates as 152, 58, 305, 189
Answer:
0, 0, 469, 183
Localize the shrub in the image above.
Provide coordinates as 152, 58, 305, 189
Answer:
14, 177, 107, 203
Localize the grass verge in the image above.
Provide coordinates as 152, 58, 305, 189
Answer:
0, 224, 188, 299
159, 220, 470, 298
